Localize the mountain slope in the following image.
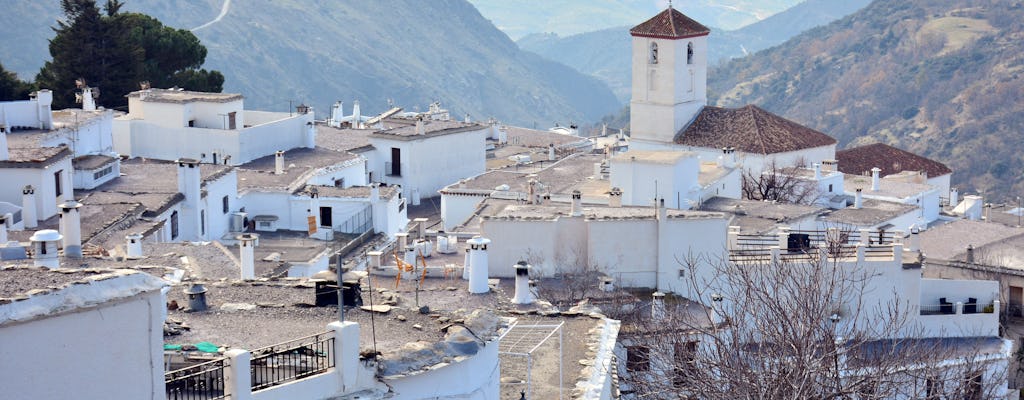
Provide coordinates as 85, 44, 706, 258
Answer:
0, 0, 619, 127
709, 0, 1024, 200
469, 0, 804, 40
518, 0, 870, 103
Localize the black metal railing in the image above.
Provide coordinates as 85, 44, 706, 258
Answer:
165, 358, 228, 400
250, 332, 335, 392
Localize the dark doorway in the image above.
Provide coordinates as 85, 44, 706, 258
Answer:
319, 206, 332, 227
389, 147, 401, 176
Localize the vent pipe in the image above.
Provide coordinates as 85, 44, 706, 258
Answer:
22, 185, 37, 229
966, 244, 975, 264
275, 151, 285, 174
467, 236, 491, 293
854, 189, 863, 209
571, 190, 583, 217
949, 188, 959, 207
238, 233, 258, 280
512, 261, 533, 305
870, 167, 881, 191
548, 143, 556, 161
813, 163, 822, 180
30, 229, 62, 268
58, 201, 83, 258
352, 101, 361, 128
908, 226, 920, 252
126, 233, 143, 259
184, 283, 208, 312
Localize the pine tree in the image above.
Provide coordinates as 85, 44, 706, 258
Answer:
36, 0, 223, 109
0, 63, 33, 101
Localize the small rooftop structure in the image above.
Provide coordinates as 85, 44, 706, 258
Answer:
371, 120, 482, 140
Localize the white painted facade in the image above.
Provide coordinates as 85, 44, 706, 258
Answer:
0, 156, 73, 223
369, 126, 487, 202
0, 90, 53, 130
239, 188, 406, 239
629, 29, 707, 144
0, 270, 166, 400
482, 205, 730, 295
113, 91, 315, 165
73, 158, 120, 190
610, 151, 701, 208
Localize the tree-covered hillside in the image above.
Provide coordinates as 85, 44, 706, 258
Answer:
710, 0, 1024, 200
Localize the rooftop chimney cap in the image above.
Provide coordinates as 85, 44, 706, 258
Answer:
184, 283, 208, 295
58, 200, 83, 211
30, 229, 62, 242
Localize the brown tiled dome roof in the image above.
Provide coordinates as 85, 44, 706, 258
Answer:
674, 105, 836, 154
630, 8, 710, 39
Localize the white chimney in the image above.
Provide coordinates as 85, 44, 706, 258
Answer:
330, 101, 343, 127
238, 233, 258, 279
609, 187, 623, 208
22, 185, 37, 228
58, 200, 83, 258
352, 100, 361, 128
0, 213, 8, 243
370, 183, 381, 202
854, 189, 863, 209
726, 147, 737, 167
415, 217, 429, 239
467, 236, 491, 293
571, 190, 583, 217
908, 226, 921, 252
30, 229, 62, 268
404, 245, 417, 268
652, 291, 667, 321
126, 233, 143, 259
463, 248, 471, 280
81, 87, 96, 111
176, 158, 202, 240
36, 89, 54, 129
870, 167, 881, 191
949, 188, 959, 207
0, 124, 8, 161
813, 163, 822, 180
274, 151, 285, 175
415, 118, 425, 135
600, 276, 614, 292
512, 261, 534, 305
305, 120, 316, 149
548, 143, 556, 161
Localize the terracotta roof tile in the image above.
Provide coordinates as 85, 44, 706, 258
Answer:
836, 143, 951, 178
630, 8, 710, 39
674, 105, 836, 154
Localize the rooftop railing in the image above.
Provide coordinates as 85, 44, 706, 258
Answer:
165, 357, 228, 400
727, 227, 903, 264
250, 331, 335, 392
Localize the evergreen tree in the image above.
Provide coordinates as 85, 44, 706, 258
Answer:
0, 63, 33, 101
36, 0, 223, 109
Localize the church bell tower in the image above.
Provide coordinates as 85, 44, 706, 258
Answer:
629, 5, 710, 145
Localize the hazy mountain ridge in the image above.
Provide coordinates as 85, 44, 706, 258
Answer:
708, 0, 1024, 200
0, 0, 619, 127
518, 0, 870, 103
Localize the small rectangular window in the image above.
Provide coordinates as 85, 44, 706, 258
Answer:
170, 211, 179, 240
626, 345, 650, 372
54, 170, 63, 197
222, 195, 230, 214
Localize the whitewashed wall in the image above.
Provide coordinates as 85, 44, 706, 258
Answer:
0, 157, 72, 221
440, 192, 488, 231
202, 170, 239, 241
370, 127, 486, 200
0, 287, 165, 400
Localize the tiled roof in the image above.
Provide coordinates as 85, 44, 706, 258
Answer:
674, 105, 836, 154
836, 143, 952, 178
630, 8, 710, 39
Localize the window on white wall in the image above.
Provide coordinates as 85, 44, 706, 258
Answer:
649, 42, 658, 64
687, 42, 694, 64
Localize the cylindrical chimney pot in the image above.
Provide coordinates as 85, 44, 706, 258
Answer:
467, 237, 491, 293
512, 261, 533, 304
